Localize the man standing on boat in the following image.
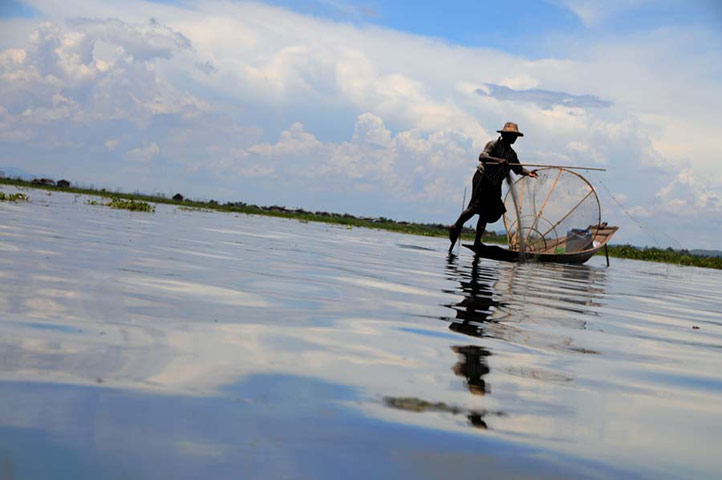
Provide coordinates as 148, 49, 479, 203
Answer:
449, 122, 538, 253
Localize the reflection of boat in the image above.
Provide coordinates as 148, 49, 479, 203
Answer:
465, 167, 618, 265
464, 223, 618, 265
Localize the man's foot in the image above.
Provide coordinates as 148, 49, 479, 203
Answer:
449, 224, 461, 243
472, 241, 486, 250
448, 225, 461, 252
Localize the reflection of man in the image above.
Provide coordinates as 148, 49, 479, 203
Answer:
444, 256, 503, 429
446, 256, 502, 337
452, 345, 490, 396
445, 256, 502, 400
449, 122, 538, 252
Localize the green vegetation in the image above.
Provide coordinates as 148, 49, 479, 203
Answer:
85, 196, 155, 213
0, 191, 28, 202
86, 196, 154, 212
2, 176, 719, 269
106, 197, 155, 212
603, 245, 722, 270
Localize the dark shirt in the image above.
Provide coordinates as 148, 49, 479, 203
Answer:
477, 138, 523, 187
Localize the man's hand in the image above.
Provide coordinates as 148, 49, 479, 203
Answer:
527, 169, 539, 178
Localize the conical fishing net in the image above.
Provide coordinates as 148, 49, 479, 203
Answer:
503, 168, 601, 254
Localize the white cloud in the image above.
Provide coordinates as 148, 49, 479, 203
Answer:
654, 168, 722, 216
499, 74, 539, 90
126, 142, 159, 163
0, 17, 205, 135
244, 113, 474, 211
351, 112, 392, 148
248, 122, 323, 156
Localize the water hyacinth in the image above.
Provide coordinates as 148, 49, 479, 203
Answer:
107, 197, 155, 212
0, 192, 29, 202
85, 196, 155, 212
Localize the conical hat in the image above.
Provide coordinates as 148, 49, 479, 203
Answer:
496, 122, 524, 136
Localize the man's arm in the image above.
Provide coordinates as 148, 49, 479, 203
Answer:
478, 141, 497, 163
479, 141, 520, 166
479, 141, 537, 177
509, 151, 538, 178
480, 158, 538, 177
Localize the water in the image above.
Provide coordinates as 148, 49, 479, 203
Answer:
1, 186, 721, 479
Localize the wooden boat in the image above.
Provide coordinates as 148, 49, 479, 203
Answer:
463, 223, 618, 265
462, 167, 619, 265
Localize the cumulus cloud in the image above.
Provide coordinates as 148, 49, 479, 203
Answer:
0, 17, 204, 130
609, 168, 722, 248
654, 168, 722, 216
244, 112, 473, 210
248, 122, 324, 157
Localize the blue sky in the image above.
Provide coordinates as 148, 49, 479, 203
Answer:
262, 0, 722, 54
1, 0, 721, 247
262, 0, 583, 55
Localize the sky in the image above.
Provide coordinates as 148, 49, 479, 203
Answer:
1, 0, 721, 248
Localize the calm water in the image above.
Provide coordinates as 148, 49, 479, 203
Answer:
1, 186, 721, 479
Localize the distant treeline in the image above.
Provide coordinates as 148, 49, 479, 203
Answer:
2, 176, 720, 270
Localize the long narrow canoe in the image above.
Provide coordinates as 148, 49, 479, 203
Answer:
464, 224, 618, 265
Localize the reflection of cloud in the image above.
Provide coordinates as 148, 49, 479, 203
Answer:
335, 276, 438, 297
122, 276, 269, 307
476, 84, 612, 109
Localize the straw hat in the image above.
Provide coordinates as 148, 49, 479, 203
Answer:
497, 122, 524, 136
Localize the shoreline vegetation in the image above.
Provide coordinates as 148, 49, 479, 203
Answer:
2, 177, 720, 270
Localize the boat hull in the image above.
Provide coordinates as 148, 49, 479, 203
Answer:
463, 243, 602, 264
462, 224, 619, 265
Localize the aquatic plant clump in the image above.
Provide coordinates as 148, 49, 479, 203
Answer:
85, 196, 155, 212
0, 192, 29, 202
107, 197, 155, 212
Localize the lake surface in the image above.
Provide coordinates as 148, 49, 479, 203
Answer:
1, 186, 721, 479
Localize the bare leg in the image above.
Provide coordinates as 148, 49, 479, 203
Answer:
449, 207, 476, 252
474, 218, 487, 246
454, 207, 476, 229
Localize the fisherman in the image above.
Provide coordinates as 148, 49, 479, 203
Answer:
449, 122, 538, 252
